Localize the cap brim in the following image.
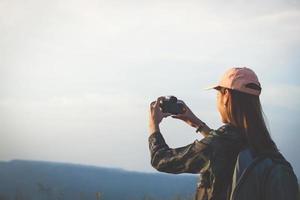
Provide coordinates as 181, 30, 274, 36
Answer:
203, 84, 219, 90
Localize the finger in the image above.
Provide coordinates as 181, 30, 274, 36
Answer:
150, 101, 156, 108
171, 114, 183, 119
163, 113, 171, 118
154, 96, 165, 108
175, 113, 184, 117
180, 100, 190, 110
171, 116, 184, 120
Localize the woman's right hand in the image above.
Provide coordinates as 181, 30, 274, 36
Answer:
171, 101, 203, 128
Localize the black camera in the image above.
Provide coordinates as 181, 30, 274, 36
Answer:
159, 96, 185, 115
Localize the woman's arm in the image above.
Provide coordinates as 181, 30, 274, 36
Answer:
169, 99, 212, 138
199, 124, 212, 137
148, 97, 213, 173
148, 131, 213, 174
149, 96, 211, 137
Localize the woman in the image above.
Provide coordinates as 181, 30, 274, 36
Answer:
148, 67, 298, 200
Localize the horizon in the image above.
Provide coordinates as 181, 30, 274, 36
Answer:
1, 0, 300, 178
0, 159, 199, 177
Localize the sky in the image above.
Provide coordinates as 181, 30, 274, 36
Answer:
0, 0, 300, 177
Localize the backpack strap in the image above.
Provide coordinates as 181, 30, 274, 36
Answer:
259, 152, 294, 200
232, 150, 294, 200
231, 154, 270, 200
259, 161, 277, 200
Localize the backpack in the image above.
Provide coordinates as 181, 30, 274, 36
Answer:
230, 150, 299, 200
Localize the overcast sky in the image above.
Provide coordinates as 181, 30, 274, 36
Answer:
0, 0, 299, 177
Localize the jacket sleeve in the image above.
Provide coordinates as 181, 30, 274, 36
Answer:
148, 131, 213, 174
265, 164, 299, 200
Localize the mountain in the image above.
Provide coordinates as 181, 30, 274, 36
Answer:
0, 160, 197, 200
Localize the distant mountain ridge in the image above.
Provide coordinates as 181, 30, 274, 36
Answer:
0, 159, 197, 200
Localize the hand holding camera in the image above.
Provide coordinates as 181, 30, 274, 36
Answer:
159, 96, 186, 115
149, 96, 172, 134
149, 96, 203, 135
162, 96, 202, 129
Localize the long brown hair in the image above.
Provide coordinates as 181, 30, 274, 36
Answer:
220, 87, 278, 155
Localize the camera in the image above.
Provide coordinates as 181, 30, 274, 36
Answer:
159, 96, 185, 115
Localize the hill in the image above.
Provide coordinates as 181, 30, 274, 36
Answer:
0, 160, 197, 200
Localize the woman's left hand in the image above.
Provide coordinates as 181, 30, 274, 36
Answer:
149, 96, 171, 135
171, 100, 202, 129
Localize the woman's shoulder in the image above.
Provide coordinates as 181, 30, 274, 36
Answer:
217, 123, 240, 132
213, 124, 242, 138
199, 124, 245, 147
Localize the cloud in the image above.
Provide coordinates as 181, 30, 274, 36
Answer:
0, 0, 300, 174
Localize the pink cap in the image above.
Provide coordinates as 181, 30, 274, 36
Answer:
207, 67, 262, 96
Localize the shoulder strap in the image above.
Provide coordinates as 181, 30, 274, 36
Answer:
232, 151, 294, 200
231, 154, 270, 200
259, 152, 295, 200
259, 161, 278, 200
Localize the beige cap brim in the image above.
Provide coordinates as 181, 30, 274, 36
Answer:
203, 84, 219, 90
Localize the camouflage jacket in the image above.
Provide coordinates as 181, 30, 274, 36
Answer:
148, 124, 246, 200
